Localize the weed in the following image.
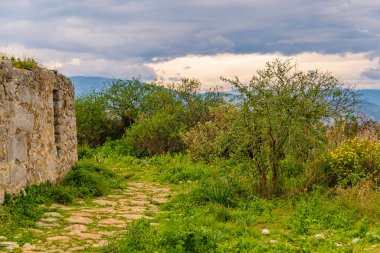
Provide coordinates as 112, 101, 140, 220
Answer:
1, 55, 38, 70
62, 161, 123, 197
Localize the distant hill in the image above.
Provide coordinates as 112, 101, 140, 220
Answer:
356, 90, 380, 122
358, 89, 380, 105
357, 101, 380, 122
70, 76, 116, 97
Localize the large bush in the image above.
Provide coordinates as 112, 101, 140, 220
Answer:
76, 92, 122, 146
185, 59, 359, 197
182, 106, 237, 161
124, 107, 187, 155
76, 78, 224, 150
325, 137, 380, 187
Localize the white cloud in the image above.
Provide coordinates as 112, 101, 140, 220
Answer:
146, 52, 380, 90
1, 0, 380, 89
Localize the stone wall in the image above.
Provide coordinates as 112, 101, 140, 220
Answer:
0, 60, 77, 204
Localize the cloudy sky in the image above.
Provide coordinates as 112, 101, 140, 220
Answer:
1, 0, 380, 89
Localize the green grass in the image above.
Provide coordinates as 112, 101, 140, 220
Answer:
3, 143, 379, 252
0, 161, 123, 241
89, 148, 380, 253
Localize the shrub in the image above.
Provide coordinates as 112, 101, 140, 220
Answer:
62, 162, 123, 197
325, 137, 380, 187
1, 55, 38, 70
334, 181, 380, 221
123, 107, 187, 155
192, 178, 240, 207
77, 145, 96, 160
104, 215, 219, 252
182, 106, 237, 161
46, 185, 75, 204
148, 154, 212, 184
221, 59, 358, 197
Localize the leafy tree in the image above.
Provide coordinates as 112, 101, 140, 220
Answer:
122, 78, 226, 155
102, 78, 155, 129
168, 78, 225, 126
75, 92, 120, 147
221, 59, 358, 196
124, 105, 187, 156
182, 106, 238, 161
75, 77, 225, 151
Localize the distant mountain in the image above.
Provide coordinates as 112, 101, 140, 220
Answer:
358, 89, 380, 105
357, 102, 380, 122
356, 89, 380, 122
70, 76, 116, 97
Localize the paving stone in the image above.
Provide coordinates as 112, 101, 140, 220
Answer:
44, 212, 63, 218
93, 199, 118, 207
0, 241, 19, 251
119, 213, 145, 219
69, 232, 102, 240
36, 221, 60, 228
46, 236, 71, 242
66, 246, 86, 252
98, 218, 126, 228
66, 216, 93, 224
11, 181, 171, 253
64, 224, 88, 233
40, 217, 58, 223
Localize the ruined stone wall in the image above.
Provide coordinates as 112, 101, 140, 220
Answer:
0, 60, 77, 203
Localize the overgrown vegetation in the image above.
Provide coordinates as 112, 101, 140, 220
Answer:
1, 54, 38, 70
3, 58, 379, 252
82, 151, 379, 252
76, 77, 224, 150
0, 162, 123, 239
77, 59, 379, 252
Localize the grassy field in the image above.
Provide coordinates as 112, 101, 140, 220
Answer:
0, 148, 379, 252
89, 150, 380, 253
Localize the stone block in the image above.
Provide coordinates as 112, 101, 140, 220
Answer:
11, 164, 26, 187
17, 86, 32, 104
15, 133, 28, 161
13, 106, 34, 131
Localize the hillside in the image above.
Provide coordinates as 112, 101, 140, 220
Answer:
359, 89, 380, 105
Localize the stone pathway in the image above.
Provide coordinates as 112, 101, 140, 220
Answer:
0, 182, 171, 253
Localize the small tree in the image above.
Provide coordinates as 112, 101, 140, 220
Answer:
76, 92, 120, 147
222, 59, 358, 197
102, 78, 155, 129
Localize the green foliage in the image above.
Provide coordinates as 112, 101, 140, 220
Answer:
182, 106, 238, 161
149, 154, 212, 184
0, 161, 122, 238
76, 92, 122, 147
123, 106, 187, 155
77, 145, 96, 160
214, 59, 359, 196
98, 153, 380, 252
103, 78, 155, 129
70, 59, 379, 251
192, 179, 237, 207
75, 77, 225, 151
1, 55, 38, 70
106, 215, 218, 252
63, 161, 123, 197
325, 137, 380, 187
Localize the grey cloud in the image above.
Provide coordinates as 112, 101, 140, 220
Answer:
361, 68, 380, 80
1, 0, 380, 75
